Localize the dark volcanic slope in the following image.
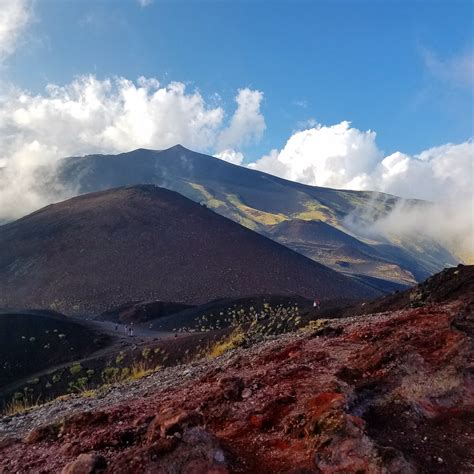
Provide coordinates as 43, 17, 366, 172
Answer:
56, 145, 459, 283
0, 186, 378, 314
0, 310, 108, 389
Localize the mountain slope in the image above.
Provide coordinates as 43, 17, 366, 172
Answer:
56, 145, 459, 283
0, 185, 377, 314
267, 219, 415, 286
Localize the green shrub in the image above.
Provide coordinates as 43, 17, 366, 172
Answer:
69, 363, 82, 375
102, 367, 121, 384
52, 373, 62, 384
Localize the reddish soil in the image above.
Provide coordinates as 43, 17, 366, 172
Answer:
1, 266, 472, 473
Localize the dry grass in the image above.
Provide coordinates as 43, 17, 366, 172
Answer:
2, 393, 40, 416
207, 327, 245, 358
129, 360, 155, 381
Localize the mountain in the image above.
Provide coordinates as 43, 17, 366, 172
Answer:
56, 145, 459, 285
0, 185, 378, 315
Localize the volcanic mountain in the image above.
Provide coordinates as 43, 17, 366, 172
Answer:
54, 145, 459, 285
0, 185, 378, 315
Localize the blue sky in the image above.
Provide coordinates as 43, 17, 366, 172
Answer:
7, 0, 473, 161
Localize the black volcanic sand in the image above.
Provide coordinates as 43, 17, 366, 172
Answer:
0, 185, 377, 315
0, 310, 110, 389
97, 300, 193, 324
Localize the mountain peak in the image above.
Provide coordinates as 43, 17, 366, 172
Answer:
167, 144, 190, 152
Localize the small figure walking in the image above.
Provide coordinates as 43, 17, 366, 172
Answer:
313, 298, 321, 310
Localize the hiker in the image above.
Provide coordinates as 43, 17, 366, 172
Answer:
313, 298, 321, 310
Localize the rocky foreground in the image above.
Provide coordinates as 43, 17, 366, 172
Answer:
1, 272, 473, 473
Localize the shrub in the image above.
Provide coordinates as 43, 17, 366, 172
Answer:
101, 367, 121, 384
69, 363, 82, 375
51, 373, 62, 384
115, 352, 125, 365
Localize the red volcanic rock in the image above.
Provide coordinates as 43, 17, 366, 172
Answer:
108, 427, 228, 474
24, 422, 59, 444
218, 376, 244, 401
146, 408, 204, 443
1, 268, 473, 473
61, 453, 106, 474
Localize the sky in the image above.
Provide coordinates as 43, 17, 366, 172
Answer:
0, 0, 472, 219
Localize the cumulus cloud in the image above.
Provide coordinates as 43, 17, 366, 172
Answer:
249, 121, 473, 203
0, 0, 32, 61
249, 121, 383, 190
214, 149, 244, 165
248, 121, 473, 261
0, 75, 266, 219
217, 88, 265, 151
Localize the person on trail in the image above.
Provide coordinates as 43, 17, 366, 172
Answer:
313, 298, 321, 310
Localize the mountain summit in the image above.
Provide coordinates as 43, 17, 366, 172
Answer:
57, 146, 459, 288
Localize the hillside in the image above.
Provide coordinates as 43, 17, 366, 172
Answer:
267, 219, 415, 288
55, 145, 459, 284
0, 185, 377, 315
1, 266, 472, 473
0, 310, 110, 389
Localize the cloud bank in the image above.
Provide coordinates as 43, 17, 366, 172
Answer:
0, 75, 264, 220
248, 121, 473, 261
248, 121, 473, 203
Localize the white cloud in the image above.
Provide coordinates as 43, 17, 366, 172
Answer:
217, 88, 265, 151
249, 121, 383, 190
248, 121, 473, 203
136, 0, 154, 7
214, 149, 244, 165
0, 0, 32, 61
0, 75, 265, 220
423, 48, 474, 88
